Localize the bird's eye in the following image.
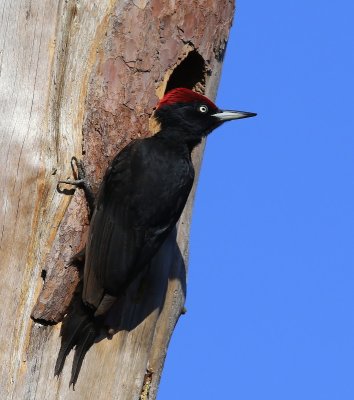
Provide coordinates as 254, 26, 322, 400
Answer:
199, 105, 208, 113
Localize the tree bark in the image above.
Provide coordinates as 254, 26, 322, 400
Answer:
0, 1, 234, 398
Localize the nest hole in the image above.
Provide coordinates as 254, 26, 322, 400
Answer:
165, 50, 206, 94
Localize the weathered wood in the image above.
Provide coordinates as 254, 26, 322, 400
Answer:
0, 1, 234, 398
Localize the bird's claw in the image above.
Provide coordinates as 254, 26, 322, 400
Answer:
58, 156, 86, 188
58, 178, 85, 187
58, 156, 95, 218
71, 156, 86, 181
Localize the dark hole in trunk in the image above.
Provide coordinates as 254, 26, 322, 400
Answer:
165, 50, 206, 93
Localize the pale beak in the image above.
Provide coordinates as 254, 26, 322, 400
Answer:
212, 110, 257, 121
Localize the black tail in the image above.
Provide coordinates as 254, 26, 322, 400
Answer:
54, 298, 98, 388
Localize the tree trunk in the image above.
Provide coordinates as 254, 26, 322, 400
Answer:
0, 1, 234, 398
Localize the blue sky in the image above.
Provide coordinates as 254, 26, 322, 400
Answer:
159, 1, 354, 399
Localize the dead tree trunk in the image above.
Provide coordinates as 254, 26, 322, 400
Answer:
0, 1, 235, 398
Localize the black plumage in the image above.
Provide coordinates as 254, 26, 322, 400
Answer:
55, 88, 256, 386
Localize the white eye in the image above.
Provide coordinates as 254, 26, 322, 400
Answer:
199, 105, 208, 113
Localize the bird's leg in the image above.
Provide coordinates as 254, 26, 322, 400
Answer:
58, 156, 95, 218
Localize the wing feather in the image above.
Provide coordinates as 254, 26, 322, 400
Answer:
83, 138, 194, 309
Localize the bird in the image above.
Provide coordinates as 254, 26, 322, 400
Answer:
55, 87, 256, 386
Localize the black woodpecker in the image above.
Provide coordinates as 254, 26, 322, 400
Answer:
55, 88, 256, 386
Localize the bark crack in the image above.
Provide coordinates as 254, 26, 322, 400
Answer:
140, 368, 153, 400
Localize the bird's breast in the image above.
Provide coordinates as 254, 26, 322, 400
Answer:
128, 144, 194, 227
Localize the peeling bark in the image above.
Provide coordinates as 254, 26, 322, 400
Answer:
0, 1, 235, 398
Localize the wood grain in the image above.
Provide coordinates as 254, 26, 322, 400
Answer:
0, 0, 235, 398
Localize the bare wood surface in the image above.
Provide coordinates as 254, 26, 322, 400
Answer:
0, 1, 235, 398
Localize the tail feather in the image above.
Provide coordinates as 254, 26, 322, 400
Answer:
54, 311, 89, 377
69, 322, 97, 388
55, 299, 98, 386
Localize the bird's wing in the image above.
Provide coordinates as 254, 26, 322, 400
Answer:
82, 138, 194, 309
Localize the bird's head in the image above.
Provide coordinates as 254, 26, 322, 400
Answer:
154, 88, 256, 145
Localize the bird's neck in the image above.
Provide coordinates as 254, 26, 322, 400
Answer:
155, 127, 203, 153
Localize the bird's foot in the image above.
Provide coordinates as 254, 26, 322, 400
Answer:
58, 156, 95, 217
58, 156, 87, 186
